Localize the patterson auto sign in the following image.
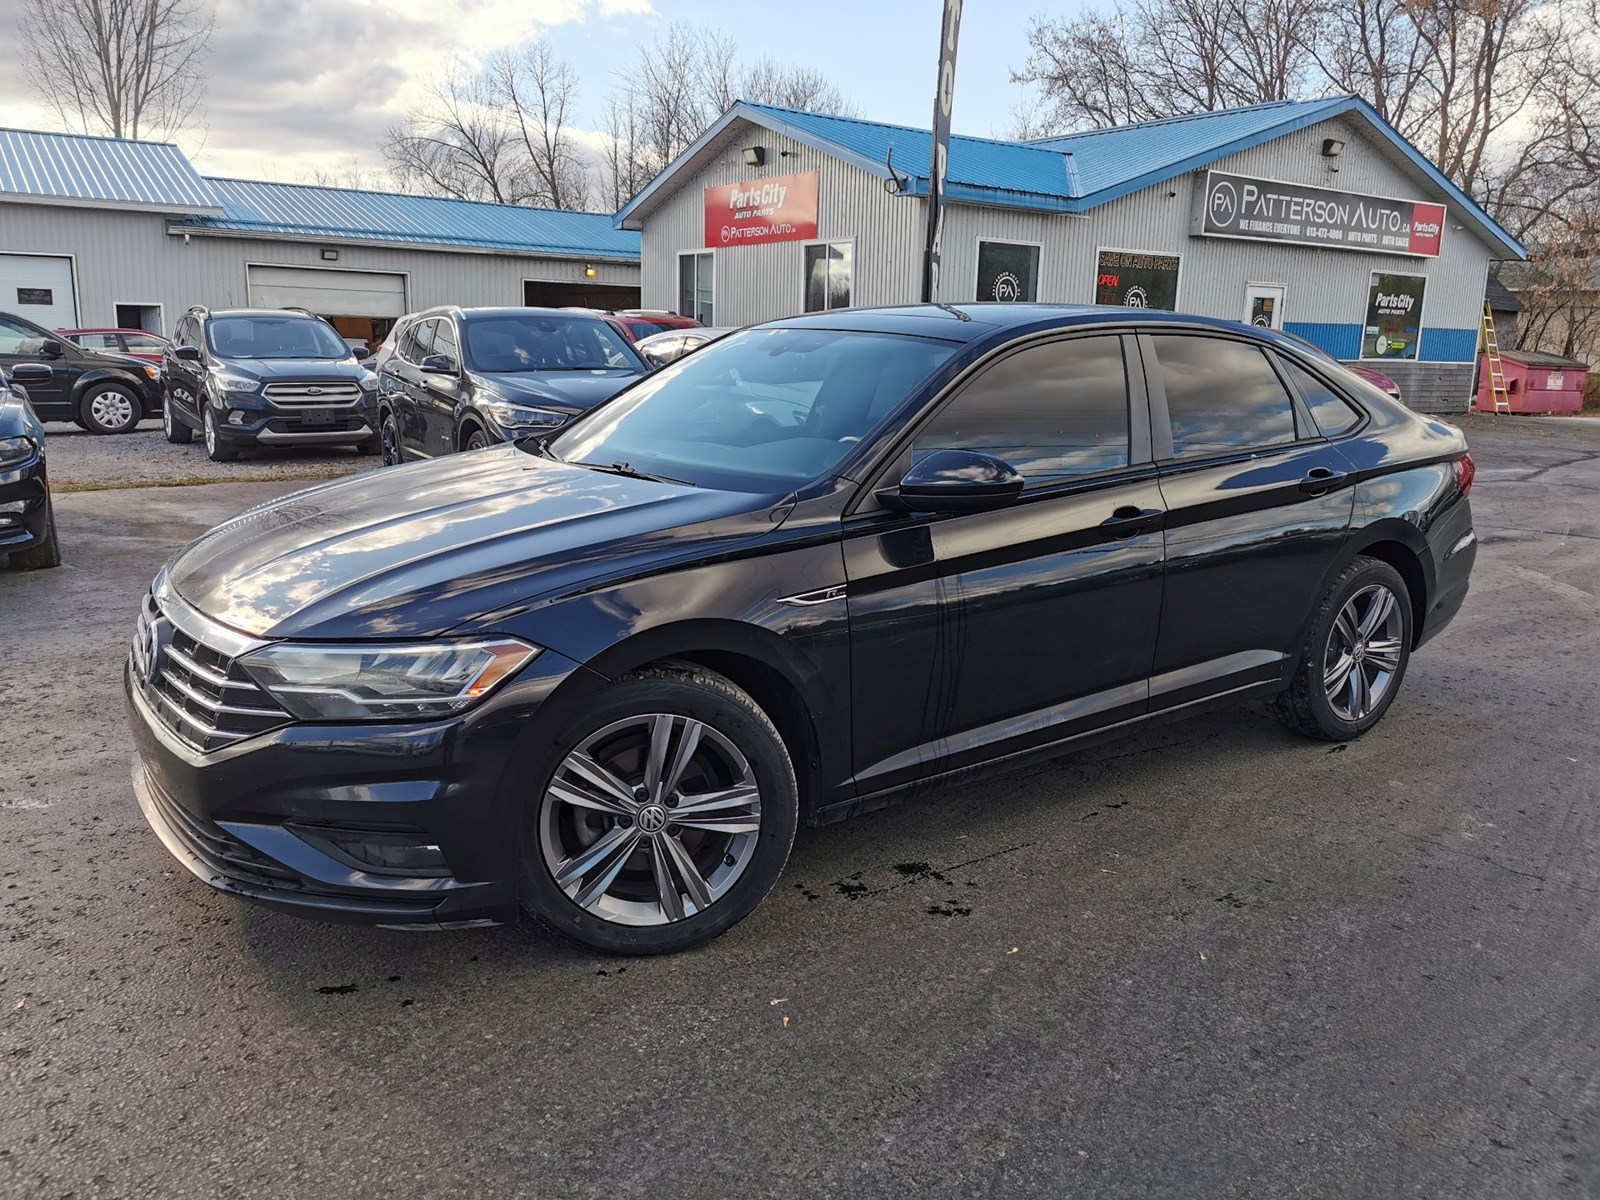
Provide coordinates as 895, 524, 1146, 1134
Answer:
1194, 170, 1446, 258
704, 171, 819, 247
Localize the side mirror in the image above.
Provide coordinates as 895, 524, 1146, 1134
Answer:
876, 449, 1026, 515
420, 354, 456, 376
38, 340, 63, 360
174, 345, 202, 361
10, 363, 53, 384
349, 344, 371, 360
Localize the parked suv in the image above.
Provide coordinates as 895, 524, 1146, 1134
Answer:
162, 307, 380, 462
375, 306, 647, 464
0, 366, 60, 568
0, 311, 163, 433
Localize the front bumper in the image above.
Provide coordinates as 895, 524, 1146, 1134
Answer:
0, 454, 49, 551
125, 643, 594, 929
213, 394, 379, 447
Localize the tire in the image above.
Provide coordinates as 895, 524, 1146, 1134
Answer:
379, 410, 403, 466
519, 664, 799, 955
463, 426, 491, 452
78, 384, 141, 435
162, 393, 193, 444
1273, 556, 1413, 741
202, 407, 239, 463
12, 497, 62, 570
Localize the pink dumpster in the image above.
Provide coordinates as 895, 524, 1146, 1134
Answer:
1476, 349, 1590, 414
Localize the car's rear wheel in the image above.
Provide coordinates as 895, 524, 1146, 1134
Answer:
519, 665, 798, 955
162, 392, 193, 444
79, 384, 141, 435
203, 407, 239, 462
1274, 556, 1412, 741
380, 410, 403, 465
11, 497, 61, 570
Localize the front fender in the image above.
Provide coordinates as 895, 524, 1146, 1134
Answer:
74, 366, 159, 411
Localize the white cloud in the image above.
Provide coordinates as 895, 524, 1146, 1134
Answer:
0, 0, 655, 182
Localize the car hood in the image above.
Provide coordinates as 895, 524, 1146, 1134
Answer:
164, 446, 783, 640
474, 369, 641, 415
217, 358, 369, 380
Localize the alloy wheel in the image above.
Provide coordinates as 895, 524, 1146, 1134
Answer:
204, 408, 217, 455
381, 415, 401, 465
539, 714, 763, 926
1323, 583, 1405, 722
162, 400, 174, 437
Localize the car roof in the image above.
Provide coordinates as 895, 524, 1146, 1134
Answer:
416, 306, 612, 321
208, 308, 325, 320
62, 327, 166, 335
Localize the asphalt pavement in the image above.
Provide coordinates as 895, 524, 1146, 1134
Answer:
1, 415, 1597, 1199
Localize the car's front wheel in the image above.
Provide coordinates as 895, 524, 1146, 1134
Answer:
203, 407, 239, 462
79, 384, 141, 434
11, 497, 61, 570
1274, 556, 1413, 741
519, 665, 798, 955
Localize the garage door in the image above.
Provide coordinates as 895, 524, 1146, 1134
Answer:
246, 265, 406, 318
0, 254, 77, 329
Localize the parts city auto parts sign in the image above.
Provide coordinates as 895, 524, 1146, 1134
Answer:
1196, 171, 1445, 257
704, 171, 819, 248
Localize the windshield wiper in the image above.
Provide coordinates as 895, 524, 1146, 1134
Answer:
576, 460, 696, 487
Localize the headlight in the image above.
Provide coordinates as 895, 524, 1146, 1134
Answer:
0, 435, 38, 469
141, 364, 160, 380
358, 370, 379, 392
481, 399, 567, 430
212, 371, 261, 394
239, 637, 539, 721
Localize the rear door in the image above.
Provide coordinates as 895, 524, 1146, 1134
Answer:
1140, 331, 1355, 707
391, 319, 437, 457
418, 318, 464, 452
844, 332, 1166, 794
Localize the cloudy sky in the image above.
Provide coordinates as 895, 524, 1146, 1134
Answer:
0, 0, 1051, 182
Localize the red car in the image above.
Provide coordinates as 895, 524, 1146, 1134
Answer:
1277, 329, 1403, 402
60, 328, 170, 366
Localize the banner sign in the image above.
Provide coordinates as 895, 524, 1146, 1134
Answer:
703, 172, 819, 248
922, 0, 963, 302
1095, 249, 1180, 311
1362, 272, 1426, 360
1195, 171, 1446, 258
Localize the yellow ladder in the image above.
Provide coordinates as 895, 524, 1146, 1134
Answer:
1482, 302, 1511, 413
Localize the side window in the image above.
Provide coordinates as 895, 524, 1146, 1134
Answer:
403, 320, 436, 363
175, 317, 199, 349
1282, 359, 1362, 437
1152, 335, 1297, 459
911, 336, 1131, 488
0, 318, 47, 356
77, 333, 122, 351
432, 319, 459, 370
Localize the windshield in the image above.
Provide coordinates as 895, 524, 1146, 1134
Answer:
548, 327, 960, 492
207, 316, 352, 360
464, 314, 641, 373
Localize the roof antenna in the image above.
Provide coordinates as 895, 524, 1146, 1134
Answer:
883, 145, 910, 195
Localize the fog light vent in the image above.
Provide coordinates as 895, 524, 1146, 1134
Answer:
229, 410, 247, 425
290, 826, 450, 876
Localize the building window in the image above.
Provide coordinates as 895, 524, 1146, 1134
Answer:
804, 241, 853, 312
1094, 248, 1181, 311
975, 241, 1040, 302
1362, 272, 1426, 361
678, 252, 714, 324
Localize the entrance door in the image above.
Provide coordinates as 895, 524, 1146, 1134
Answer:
0, 254, 76, 329
1245, 284, 1285, 330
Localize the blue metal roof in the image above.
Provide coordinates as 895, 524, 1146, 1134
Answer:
0, 127, 220, 213
617, 97, 1524, 259
177, 178, 639, 260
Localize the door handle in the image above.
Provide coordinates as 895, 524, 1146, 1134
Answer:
1099, 506, 1165, 539
1299, 466, 1349, 495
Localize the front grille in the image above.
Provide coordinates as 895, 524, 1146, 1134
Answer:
263, 381, 362, 407
134, 592, 291, 753
144, 776, 304, 891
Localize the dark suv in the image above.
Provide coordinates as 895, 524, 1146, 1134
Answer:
375, 307, 647, 464
162, 307, 380, 461
0, 311, 163, 434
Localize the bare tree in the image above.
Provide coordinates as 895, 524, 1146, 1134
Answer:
738, 58, 861, 115
489, 44, 591, 210
600, 90, 656, 212
383, 60, 531, 205
20, 0, 213, 140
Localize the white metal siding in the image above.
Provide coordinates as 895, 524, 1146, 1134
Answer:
0, 252, 77, 327
246, 265, 407, 316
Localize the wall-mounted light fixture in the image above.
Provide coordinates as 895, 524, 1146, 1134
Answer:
1321, 138, 1345, 159
584, 265, 597, 278
743, 146, 767, 167
321, 248, 339, 261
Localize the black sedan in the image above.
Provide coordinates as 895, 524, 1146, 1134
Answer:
0, 367, 60, 568
125, 304, 1476, 954
375, 307, 648, 463
0, 310, 163, 433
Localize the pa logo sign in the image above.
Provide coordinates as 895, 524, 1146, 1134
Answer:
1209, 180, 1239, 228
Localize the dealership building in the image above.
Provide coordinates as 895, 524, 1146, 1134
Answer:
616, 95, 1526, 411
0, 128, 640, 350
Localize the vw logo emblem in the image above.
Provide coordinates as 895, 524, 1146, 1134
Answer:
637, 804, 667, 833
1209, 180, 1239, 228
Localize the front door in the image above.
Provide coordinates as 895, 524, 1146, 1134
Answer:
844, 332, 1166, 796
0, 316, 71, 417
1244, 284, 1286, 330
419, 317, 464, 452
1139, 331, 1354, 707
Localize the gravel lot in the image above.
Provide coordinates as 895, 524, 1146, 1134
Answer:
1, 414, 1598, 1199
41, 419, 373, 490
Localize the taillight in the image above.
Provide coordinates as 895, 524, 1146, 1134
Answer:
1453, 452, 1476, 497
